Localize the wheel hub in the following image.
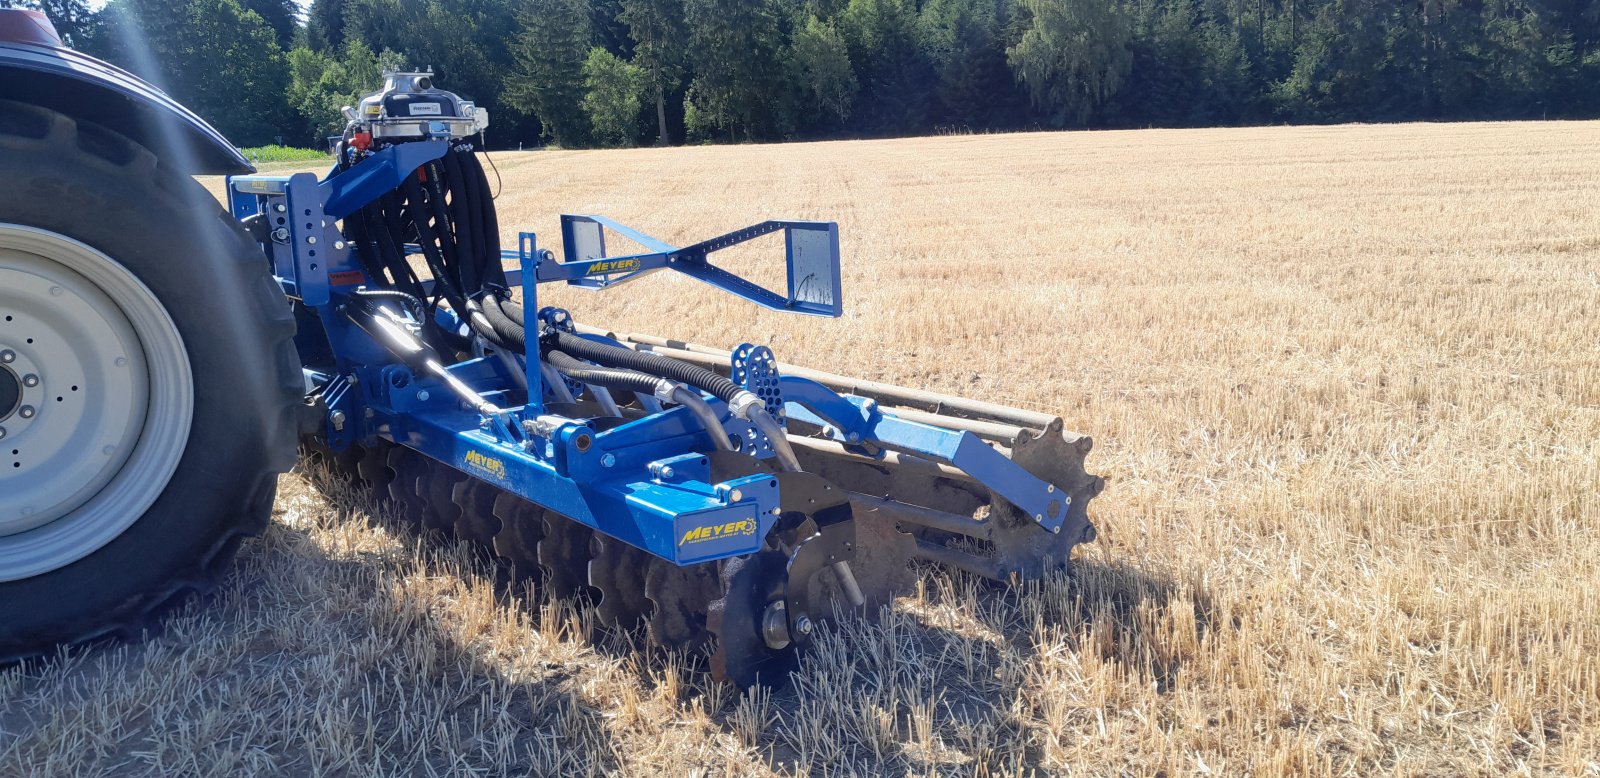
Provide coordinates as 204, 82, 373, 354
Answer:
0, 363, 18, 421
0, 224, 192, 581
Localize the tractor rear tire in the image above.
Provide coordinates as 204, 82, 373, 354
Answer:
0, 101, 301, 661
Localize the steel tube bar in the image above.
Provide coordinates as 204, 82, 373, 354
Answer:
909, 539, 1007, 581
622, 335, 1056, 430
847, 492, 993, 540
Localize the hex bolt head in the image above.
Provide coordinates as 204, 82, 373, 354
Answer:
271, 228, 290, 242
334, 240, 347, 250
416, 390, 431, 401
329, 410, 347, 431
21, 374, 38, 388
660, 466, 674, 479
729, 488, 743, 502
18, 406, 35, 419
794, 616, 814, 636
274, 203, 287, 213
600, 453, 616, 468
0, 350, 13, 363
306, 236, 318, 245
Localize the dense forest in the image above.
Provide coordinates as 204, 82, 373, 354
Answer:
4, 0, 1598, 148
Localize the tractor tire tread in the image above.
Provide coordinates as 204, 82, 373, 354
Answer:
0, 101, 301, 663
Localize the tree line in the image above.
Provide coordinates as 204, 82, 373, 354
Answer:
4, 0, 1598, 149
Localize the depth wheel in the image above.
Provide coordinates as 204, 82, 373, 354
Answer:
0, 101, 300, 660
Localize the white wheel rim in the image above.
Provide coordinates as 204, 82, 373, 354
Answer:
0, 224, 192, 581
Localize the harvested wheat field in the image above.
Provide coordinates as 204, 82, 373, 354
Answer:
5, 122, 1600, 776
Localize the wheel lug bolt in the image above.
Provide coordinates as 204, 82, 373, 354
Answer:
22, 374, 38, 387
18, 406, 35, 419
0, 427, 6, 440
0, 350, 14, 363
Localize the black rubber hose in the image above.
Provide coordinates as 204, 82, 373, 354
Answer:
400, 174, 466, 312
546, 350, 663, 395
547, 330, 744, 404
441, 149, 479, 291
479, 295, 527, 351
468, 151, 506, 287
350, 287, 427, 319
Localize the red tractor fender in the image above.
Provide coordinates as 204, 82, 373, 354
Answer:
0, 8, 252, 175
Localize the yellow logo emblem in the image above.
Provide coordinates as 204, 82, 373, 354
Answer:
585, 259, 641, 275
679, 519, 758, 547
463, 450, 507, 481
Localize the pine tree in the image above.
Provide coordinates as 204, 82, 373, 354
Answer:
619, 0, 687, 144
683, 0, 791, 140
505, 0, 593, 146
840, 0, 936, 134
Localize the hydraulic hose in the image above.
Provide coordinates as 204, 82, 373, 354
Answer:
479, 295, 526, 350
546, 350, 661, 396
547, 330, 743, 405
546, 350, 733, 450
350, 287, 427, 322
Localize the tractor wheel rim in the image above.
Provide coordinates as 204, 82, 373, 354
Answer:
0, 224, 192, 582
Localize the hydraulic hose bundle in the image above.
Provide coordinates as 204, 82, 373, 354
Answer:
340, 142, 504, 319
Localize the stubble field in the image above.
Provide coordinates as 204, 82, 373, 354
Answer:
4, 121, 1599, 776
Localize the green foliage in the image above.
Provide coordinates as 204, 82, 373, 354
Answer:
840, 0, 935, 133
683, 0, 792, 141
619, 0, 686, 143
19, 0, 1600, 151
505, 0, 592, 146
94, 0, 292, 146
919, 0, 1023, 127
241, 144, 331, 162
286, 40, 404, 143
789, 14, 857, 128
1007, 0, 1134, 127
581, 47, 650, 145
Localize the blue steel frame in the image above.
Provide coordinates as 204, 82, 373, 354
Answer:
224, 145, 1069, 569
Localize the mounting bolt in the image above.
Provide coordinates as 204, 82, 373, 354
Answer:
21, 374, 38, 388
729, 488, 743, 502
18, 406, 34, 419
274, 203, 287, 213
0, 427, 6, 440
794, 615, 814, 636
822, 425, 837, 438
600, 453, 616, 468
416, 390, 431, 402
1051, 525, 1062, 535
271, 228, 289, 242
1047, 484, 1055, 493
329, 410, 346, 431
306, 236, 318, 245
0, 350, 13, 363
660, 466, 674, 479
334, 240, 347, 250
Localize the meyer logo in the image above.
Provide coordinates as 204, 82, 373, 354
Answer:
679, 519, 757, 547
585, 259, 641, 275
463, 450, 507, 481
